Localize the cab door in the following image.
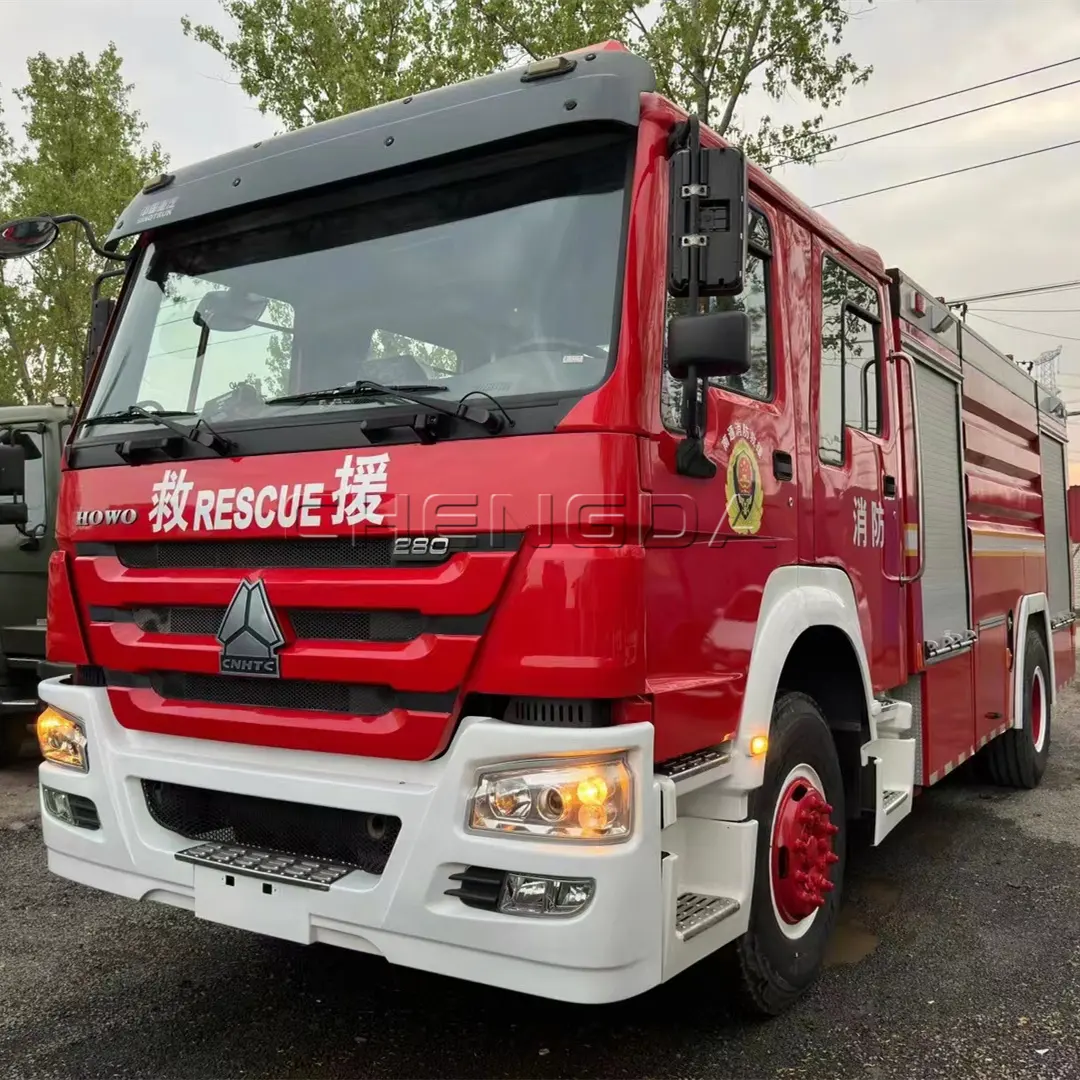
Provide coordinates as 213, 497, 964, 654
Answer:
644, 203, 799, 757
811, 245, 904, 688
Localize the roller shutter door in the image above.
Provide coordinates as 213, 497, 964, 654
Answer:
915, 362, 970, 642
1039, 432, 1071, 619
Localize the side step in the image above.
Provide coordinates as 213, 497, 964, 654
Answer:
860, 736, 917, 846
675, 893, 741, 942
882, 788, 908, 815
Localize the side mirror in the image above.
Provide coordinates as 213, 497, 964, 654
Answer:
668, 146, 747, 298
0, 502, 28, 526
666, 310, 751, 381
0, 443, 26, 496
194, 288, 269, 333
0, 216, 60, 261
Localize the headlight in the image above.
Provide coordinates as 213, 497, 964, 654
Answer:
468, 754, 632, 842
37, 706, 88, 771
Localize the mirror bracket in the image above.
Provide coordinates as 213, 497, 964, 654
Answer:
665, 116, 748, 480
51, 213, 130, 262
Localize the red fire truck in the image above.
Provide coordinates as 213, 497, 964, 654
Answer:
4, 41, 1072, 1016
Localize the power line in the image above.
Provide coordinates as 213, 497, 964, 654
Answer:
817, 54, 1080, 135
775, 76, 1080, 167
811, 138, 1080, 208
949, 280, 1080, 305
966, 311, 1080, 342
970, 305, 1080, 314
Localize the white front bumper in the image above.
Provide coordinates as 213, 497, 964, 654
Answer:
36, 677, 664, 1003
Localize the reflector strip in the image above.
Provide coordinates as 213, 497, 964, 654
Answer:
175, 842, 355, 890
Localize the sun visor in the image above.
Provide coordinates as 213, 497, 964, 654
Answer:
104, 49, 656, 252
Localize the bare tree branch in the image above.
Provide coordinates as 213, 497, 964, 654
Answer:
716, 0, 770, 136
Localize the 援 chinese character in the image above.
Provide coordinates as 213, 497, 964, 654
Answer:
331, 453, 390, 526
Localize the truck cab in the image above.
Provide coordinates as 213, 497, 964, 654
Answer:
0, 399, 73, 764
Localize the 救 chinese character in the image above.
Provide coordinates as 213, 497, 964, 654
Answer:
149, 468, 193, 533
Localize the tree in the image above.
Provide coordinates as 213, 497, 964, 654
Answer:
0, 45, 167, 403
183, 0, 872, 164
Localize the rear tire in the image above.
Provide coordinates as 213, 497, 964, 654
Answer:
731, 691, 846, 1016
985, 624, 1050, 789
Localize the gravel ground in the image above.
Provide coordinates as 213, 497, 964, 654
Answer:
2, 684, 1079, 1080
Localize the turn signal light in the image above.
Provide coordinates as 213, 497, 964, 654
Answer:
750, 735, 769, 757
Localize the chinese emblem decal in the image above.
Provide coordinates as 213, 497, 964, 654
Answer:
725, 438, 764, 535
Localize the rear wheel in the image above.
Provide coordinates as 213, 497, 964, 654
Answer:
731, 691, 846, 1016
985, 624, 1051, 789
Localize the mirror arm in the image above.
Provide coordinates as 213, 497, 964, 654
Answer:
51, 213, 130, 263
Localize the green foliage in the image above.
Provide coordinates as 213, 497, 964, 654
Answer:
183, 0, 872, 164
0, 44, 166, 403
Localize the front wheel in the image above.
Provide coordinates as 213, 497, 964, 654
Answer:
731, 691, 846, 1016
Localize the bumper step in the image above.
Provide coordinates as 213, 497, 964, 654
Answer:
175, 842, 355, 891
675, 892, 740, 941
656, 744, 732, 783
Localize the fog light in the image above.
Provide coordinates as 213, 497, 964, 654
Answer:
469, 754, 632, 842
37, 706, 87, 771
499, 873, 595, 917
42, 786, 74, 824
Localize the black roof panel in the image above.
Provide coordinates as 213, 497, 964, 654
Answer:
105, 49, 656, 250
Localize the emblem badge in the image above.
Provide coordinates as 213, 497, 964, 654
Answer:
725, 438, 764, 535
216, 579, 286, 677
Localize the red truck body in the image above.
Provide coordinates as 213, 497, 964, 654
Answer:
28, 41, 1074, 1015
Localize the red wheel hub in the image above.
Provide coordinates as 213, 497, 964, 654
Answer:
771, 777, 839, 924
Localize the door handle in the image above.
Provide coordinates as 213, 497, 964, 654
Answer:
773, 450, 794, 482
883, 474, 897, 498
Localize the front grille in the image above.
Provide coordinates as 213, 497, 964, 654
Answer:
106, 669, 457, 715
142, 779, 400, 874
288, 608, 422, 641
91, 605, 485, 642
115, 538, 396, 570
76, 533, 521, 571
135, 606, 225, 636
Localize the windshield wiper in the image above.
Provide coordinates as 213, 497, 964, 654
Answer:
267, 381, 449, 405
81, 405, 235, 456
266, 380, 506, 435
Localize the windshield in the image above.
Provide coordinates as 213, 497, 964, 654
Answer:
81, 134, 630, 446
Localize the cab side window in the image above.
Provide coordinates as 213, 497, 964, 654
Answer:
819, 257, 882, 466
661, 209, 772, 431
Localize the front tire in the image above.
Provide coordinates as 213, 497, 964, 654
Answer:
732, 691, 846, 1016
985, 624, 1051, 789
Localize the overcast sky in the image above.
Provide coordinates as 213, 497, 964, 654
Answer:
4, 0, 1080, 468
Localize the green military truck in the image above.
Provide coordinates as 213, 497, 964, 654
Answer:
0, 397, 74, 764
